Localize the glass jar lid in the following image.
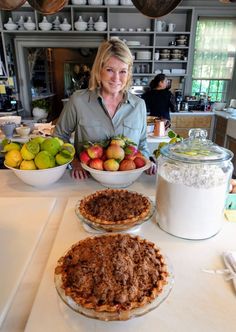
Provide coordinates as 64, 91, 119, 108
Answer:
161, 128, 233, 164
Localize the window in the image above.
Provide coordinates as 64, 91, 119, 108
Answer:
191, 18, 236, 102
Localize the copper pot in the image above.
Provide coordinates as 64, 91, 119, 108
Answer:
131, 0, 183, 18
0, 0, 26, 11
27, 0, 68, 14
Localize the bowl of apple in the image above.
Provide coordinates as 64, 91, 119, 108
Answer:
79, 136, 151, 188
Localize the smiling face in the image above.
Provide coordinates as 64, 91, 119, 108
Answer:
100, 56, 129, 95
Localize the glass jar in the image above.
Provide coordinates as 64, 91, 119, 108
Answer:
156, 128, 233, 239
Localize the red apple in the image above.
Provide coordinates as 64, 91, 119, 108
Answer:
89, 158, 104, 170
106, 145, 125, 161
133, 156, 146, 168
119, 159, 136, 171
87, 144, 103, 159
124, 145, 138, 159
103, 158, 120, 171
79, 150, 91, 165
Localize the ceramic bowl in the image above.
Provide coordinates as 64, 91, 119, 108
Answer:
94, 22, 107, 31
88, 0, 103, 5
4, 160, 72, 188
15, 126, 31, 137
120, 0, 133, 5
104, 0, 119, 5
176, 39, 186, 45
59, 23, 71, 31
212, 102, 227, 111
4, 23, 18, 31
72, 0, 87, 4
74, 21, 87, 31
39, 22, 52, 31
0, 116, 21, 127
23, 22, 36, 30
81, 160, 151, 188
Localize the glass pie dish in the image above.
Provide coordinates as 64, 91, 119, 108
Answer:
54, 234, 174, 321
75, 197, 155, 232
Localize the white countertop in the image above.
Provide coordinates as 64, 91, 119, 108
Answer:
0, 170, 235, 332
25, 196, 236, 332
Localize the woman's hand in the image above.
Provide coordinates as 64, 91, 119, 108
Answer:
145, 161, 157, 175
229, 179, 236, 193
71, 157, 89, 180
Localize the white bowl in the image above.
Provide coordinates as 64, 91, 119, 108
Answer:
88, 0, 103, 5
104, 0, 119, 4
72, 0, 87, 4
4, 23, 18, 31
74, 21, 87, 31
81, 160, 151, 188
23, 22, 36, 30
15, 126, 31, 137
120, 0, 133, 5
213, 102, 227, 111
4, 161, 71, 188
39, 22, 52, 31
0, 116, 21, 127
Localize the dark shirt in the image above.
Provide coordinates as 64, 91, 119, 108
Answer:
141, 89, 176, 120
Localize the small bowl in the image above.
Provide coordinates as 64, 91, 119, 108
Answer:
72, 0, 87, 4
176, 39, 186, 45
23, 22, 36, 31
212, 102, 227, 111
104, 0, 119, 4
4, 23, 18, 31
120, 0, 133, 5
88, 0, 103, 5
81, 160, 151, 188
15, 126, 31, 137
39, 22, 52, 31
4, 160, 72, 188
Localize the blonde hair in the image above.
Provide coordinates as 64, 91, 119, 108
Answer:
89, 38, 133, 92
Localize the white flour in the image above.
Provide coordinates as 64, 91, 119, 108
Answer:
156, 162, 230, 239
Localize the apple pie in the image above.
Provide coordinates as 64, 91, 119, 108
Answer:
55, 234, 169, 319
78, 189, 152, 230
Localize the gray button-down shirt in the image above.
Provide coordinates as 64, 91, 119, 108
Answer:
54, 89, 150, 158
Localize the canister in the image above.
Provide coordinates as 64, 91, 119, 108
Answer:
156, 128, 233, 239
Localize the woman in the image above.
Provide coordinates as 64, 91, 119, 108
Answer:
54, 38, 156, 179
141, 73, 176, 121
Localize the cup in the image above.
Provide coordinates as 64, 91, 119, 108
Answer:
156, 20, 166, 32
15, 126, 31, 137
1, 123, 16, 138
168, 23, 176, 32
155, 52, 160, 60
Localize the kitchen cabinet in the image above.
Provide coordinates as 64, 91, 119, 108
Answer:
0, 4, 194, 93
213, 115, 228, 147
170, 113, 214, 138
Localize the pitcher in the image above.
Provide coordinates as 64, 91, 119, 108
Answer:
154, 118, 165, 136
167, 23, 176, 32
156, 20, 166, 32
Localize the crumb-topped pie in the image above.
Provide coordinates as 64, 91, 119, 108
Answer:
54, 234, 171, 320
76, 189, 153, 231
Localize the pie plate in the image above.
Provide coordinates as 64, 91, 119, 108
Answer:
75, 197, 155, 232
54, 235, 174, 321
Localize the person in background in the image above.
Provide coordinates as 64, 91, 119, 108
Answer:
54, 38, 156, 179
141, 73, 176, 126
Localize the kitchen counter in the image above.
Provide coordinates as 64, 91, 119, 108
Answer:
0, 170, 236, 332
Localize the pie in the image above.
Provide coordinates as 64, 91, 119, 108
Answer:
55, 234, 169, 318
78, 189, 152, 229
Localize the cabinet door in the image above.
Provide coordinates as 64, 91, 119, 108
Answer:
226, 135, 236, 177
